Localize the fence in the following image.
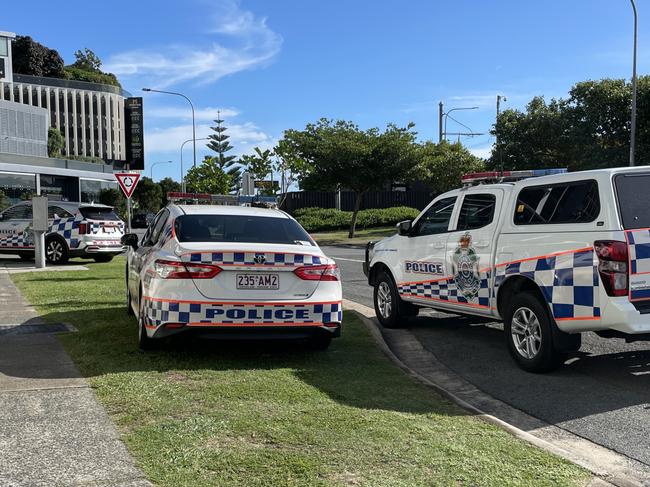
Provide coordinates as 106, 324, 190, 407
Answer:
279, 190, 434, 214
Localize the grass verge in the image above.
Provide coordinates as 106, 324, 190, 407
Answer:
11, 258, 589, 487
311, 226, 396, 247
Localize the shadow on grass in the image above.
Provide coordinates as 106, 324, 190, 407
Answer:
3, 306, 461, 417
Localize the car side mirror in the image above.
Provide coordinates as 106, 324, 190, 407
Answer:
397, 220, 412, 236
121, 233, 139, 250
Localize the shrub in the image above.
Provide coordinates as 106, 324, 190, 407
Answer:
63, 66, 121, 87
294, 206, 420, 232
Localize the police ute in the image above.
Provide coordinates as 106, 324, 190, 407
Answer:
0, 201, 125, 264
365, 167, 650, 372
121, 204, 342, 350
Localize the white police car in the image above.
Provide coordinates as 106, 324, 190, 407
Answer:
365, 167, 650, 372
0, 201, 125, 264
122, 204, 342, 350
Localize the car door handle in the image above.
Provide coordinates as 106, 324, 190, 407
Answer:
474, 241, 490, 248
433, 241, 445, 249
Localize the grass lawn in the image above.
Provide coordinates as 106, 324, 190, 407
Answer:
12, 258, 589, 487
311, 226, 396, 247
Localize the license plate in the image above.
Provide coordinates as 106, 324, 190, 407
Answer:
236, 273, 279, 290
102, 226, 115, 233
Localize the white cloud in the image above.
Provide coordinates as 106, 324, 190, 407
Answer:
469, 144, 493, 160
104, 0, 282, 87
145, 122, 272, 155
146, 106, 239, 122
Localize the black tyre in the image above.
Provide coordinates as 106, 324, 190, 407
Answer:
93, 255, 114, 263
138, 294, 157, 351
45, 236, 69, 265
504, 292, 563, 373
307, 334, 332, 351
373, 270, 418, 328
126, 266, 134, 316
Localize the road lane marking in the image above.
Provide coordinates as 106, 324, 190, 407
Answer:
334, 257, 364, 263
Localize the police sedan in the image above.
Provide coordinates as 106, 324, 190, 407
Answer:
121, 204, 342, 350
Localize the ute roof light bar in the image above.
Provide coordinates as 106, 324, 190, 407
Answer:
461, 168, 568, 186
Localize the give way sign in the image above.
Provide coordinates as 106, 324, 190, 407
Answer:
115, 173, 141, 199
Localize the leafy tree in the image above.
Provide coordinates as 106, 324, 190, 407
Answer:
241, 147, 275, 195
72, 48, 102, 71
491, 77, 650, 171
185, 158, 232, 195
99, 188, 126, 219
281, 119, 421, 237
206, 114, 243, 192
0, 191, 10, 211
11, 35, 65, 78
132, 177, 162, 213
415, 141, 485, 193
47, 127, 64, 158
158, 177, 182, 206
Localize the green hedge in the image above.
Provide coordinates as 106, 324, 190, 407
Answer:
294, 206, 420, 232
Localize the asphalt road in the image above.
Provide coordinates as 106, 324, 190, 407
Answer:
322, 245, 650, 469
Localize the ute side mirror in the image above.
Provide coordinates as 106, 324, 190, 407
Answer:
121, 233, 139, 250
397, 220, 412, 236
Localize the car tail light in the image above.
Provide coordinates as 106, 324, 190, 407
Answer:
294, 264, 340, 281
78, 222, 89, 235
594, 240, 628, 296
153, 259, 222, 279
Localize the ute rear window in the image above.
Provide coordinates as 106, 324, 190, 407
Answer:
174, 215, 316, 246
615, 173, 650, 229
79, 206, 121, 221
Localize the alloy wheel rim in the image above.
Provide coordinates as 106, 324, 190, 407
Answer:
377, 281, 392, 319
511, 306, 542, 360
46, 241, 63, 262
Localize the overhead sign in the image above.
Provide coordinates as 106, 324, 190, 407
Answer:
124, 97, 144, 170
115, 172, 141, 199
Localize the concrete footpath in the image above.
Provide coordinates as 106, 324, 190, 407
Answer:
0, 271, 150, 486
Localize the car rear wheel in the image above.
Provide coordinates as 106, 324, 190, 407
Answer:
45, 236, 69, 265
138, 295, 157, 351
504, 292, 563, 373
373, 270, 418, 328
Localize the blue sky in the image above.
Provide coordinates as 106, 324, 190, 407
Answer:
4, 0, 647, 181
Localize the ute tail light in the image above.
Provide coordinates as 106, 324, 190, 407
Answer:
594, 240, 628, 297
153, 259, 222, 279
294, 264, 340, 281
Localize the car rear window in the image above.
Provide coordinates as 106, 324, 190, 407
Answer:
175, 214, 316, 246
513, 180, 600, 225
79, 206, 120, 221
615, 173, 650, 229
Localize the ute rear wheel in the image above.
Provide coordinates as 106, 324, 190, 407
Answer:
504, 292, 563, 373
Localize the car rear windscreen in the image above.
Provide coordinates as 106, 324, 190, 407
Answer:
175, 214, 315, 246
79, 206, 121, 221
615, 173, 650, 229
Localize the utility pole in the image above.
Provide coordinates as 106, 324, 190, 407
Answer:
496, 95, 506, 174
629, 0, 638, 166
438, 102, 444, 143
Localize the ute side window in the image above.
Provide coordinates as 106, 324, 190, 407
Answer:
457, 194, 496, 231
1, 205, 32, 221
514, 180, 600, 225
411, 197, 456, 237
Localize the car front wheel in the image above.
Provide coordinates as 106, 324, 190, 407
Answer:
504, 292, 563, 373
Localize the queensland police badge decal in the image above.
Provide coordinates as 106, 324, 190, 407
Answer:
452, 232, 480, 299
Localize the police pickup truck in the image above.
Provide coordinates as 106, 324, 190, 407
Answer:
365, 167, 650, 372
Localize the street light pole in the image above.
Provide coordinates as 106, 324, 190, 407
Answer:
150, 160, 172, 180
441, 106, 480, 142
142, 88, 197, 169
629, 0, 638, 166
180, 137, 209, 192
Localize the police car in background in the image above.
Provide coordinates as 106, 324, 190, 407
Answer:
0, 201, 125, 264
121, 204, 342, 350
365, 167, 650, 372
